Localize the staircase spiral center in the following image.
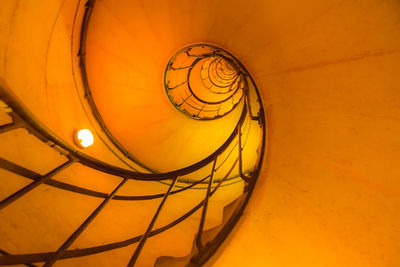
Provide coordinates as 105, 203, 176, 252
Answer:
164, 44, 246, 120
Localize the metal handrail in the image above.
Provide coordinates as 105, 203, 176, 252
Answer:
0, 77, 247, 181
0, 107, 252, 200
78, 0, 156, 174
165, 45, 246, 120
0, 0, 266, 265
77, 0, 250, 183
0, 74, 264, 266
0, 74, 263, 267
195, 158, 217, 251
0, 154, 238, 265
0, 76, 264, 267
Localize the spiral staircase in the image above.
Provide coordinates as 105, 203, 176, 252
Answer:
0, 0, 266, 266
2, 0, 400, 266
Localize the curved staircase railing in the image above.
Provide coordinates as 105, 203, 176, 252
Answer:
0, 74, 265, 266
0, 1, 266, 266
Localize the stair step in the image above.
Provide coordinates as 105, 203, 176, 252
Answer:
153, 194, 246, 266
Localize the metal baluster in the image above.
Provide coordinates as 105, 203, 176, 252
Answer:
178, 94, 192, 107
196, 104, 206, 117
238, 124, 251, 183
127, 177, 178, 267
43, 177, 128, 266
195, 157, 217, 251
168, 80, 188, 90
216, 104, 222, 117
245, 87, 260, 121
0, 159, 75, 210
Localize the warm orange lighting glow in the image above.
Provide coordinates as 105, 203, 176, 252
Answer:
75, 129, 94, 148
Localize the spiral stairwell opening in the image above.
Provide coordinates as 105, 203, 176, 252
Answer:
0, 1, 266, 266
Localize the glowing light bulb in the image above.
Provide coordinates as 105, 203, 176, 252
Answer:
75, 129, 94, 148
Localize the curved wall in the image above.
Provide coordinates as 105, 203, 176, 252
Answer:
213, 0, 400, 266
1, 0, 400, 266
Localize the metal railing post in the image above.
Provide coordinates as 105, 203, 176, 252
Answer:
43, 178, 128, 266
0, 159, 76, 210
195, 157, 218, 251
127, 177, 178, 266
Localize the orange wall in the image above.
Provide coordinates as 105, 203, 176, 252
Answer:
213, 0, 400, 266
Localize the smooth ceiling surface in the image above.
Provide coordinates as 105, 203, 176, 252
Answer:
84, 0, 246, 172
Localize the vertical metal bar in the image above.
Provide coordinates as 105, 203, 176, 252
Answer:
0, 159, 75, 210
178, 94, 192, 107
195, 157, 217, 251
43, 177, 128, 267
216, 104, 222, 116
196, 104, 206, 117
127, 177, 178, 267
238, 124, 251, 183
168, 80, 188, 90
245, 90, 259, 121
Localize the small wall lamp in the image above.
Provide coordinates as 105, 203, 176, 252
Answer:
74, 129, 94, 148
